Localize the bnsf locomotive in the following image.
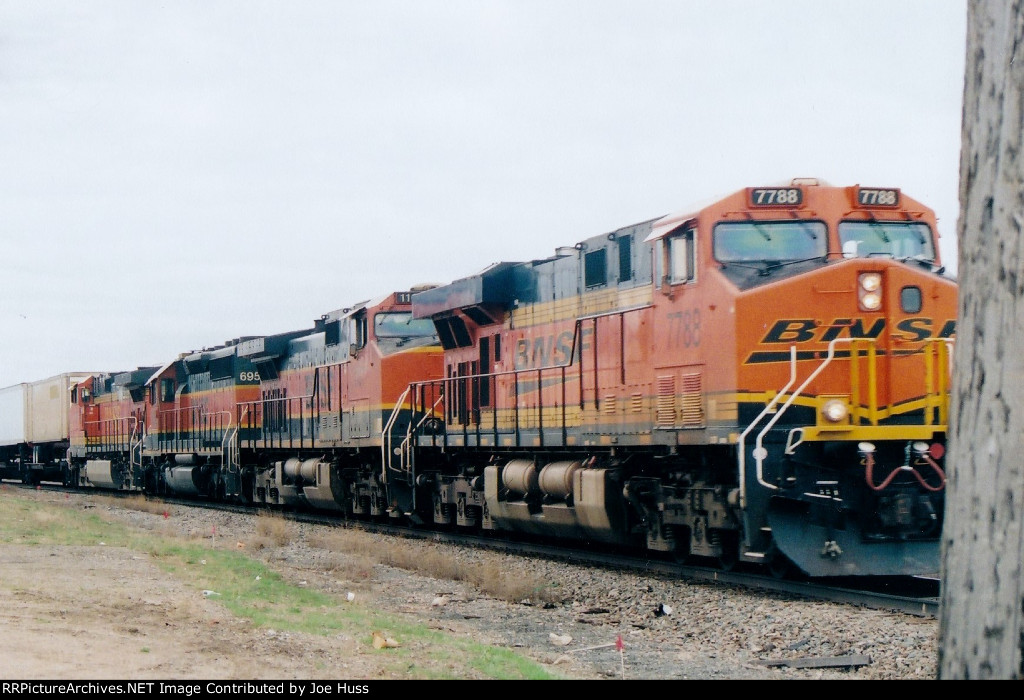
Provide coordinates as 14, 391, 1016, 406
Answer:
0, 179, 957, 578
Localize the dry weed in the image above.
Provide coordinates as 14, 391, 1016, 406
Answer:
304, 525, 561, 603
343, 553, 377, 581
474, 560, 559, 604
254, 511, 294, 547
306, 528, 372, 555
95, 494, 174, 516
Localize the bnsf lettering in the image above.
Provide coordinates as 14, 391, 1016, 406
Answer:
896, 318, 933, 342
820, 318, 885, 342
895, 318, 957, 341
761, 318, 956, 344
513, 329, 587, 370
762, 319, 817, 343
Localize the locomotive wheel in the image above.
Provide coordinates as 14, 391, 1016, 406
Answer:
671, 526, 692, 564
238, 472, 254, 505
714, 530, 739, 571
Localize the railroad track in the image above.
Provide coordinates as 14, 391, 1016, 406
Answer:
12, 480, 941, 619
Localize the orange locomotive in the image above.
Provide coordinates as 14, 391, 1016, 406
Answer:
66, 291, 444, 513
68, 349, 264, 497
404, 179, 957, 577
68, 367, 154, 490
238, 291, 442, 515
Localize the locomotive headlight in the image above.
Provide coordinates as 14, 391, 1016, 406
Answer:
858, 272, 883, 311
860, 272, 882, 292
860, 291, 882, 310
821, 399, 848, 423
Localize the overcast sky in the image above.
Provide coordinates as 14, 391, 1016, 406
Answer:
0, 1, 967, 387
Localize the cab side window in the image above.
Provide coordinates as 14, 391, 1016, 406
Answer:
666, 228, 696, 285
355, 314, 367, 348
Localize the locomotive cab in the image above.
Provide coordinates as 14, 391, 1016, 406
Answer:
239, 291, 444, 519
646, 180, 956, 575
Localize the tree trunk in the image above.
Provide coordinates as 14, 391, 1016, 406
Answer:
939, 0, 1024, 680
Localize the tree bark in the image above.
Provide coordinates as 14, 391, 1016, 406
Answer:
939, 0, 1024, 680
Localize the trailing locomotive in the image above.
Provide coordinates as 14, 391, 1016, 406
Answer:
66, 291, 444, 514
0, 178, 957, 579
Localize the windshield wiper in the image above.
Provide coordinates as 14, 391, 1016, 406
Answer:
721, 257, 821, 277
765, 256, 827, 273
867, 220, 891, 243
796, 221, 819, 240
719, 260, 772, 274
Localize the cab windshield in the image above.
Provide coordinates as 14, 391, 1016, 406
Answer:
713, 221, 827, 262
838, 221, 935, 260
374, 312, 436, 339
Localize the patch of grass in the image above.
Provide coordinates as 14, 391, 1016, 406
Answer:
155, 542, 569, 679
0, 493, 129, 546
0, 490, 568, 680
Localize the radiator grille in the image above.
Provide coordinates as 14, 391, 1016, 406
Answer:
656, 375, 676, 426
680, 373, 704, 427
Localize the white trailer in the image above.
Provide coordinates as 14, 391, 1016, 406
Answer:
0, 373, 98, 483
0, 384, 30, 479
0, 383, 29, 447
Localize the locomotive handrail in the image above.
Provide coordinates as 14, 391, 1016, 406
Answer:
737, 346, 797, 508
84, 415, 136, 454
221, 409, 238, 474
404, 337, 587, 449
380, 388, 447, 517
381, 386, 412, 483
415, 307, 650, 433
82, 415, 142, 488
757, 337, 955, 502
233, 402, 259, 451
927, 338, 955, 425
208, 410, 233, 453
747, 338, 863, 497
236, 393, 315, 450
157, 406, 233, 453
406, 381, 446, 449
129, 418, 142, 487
395, 391, 445, 477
